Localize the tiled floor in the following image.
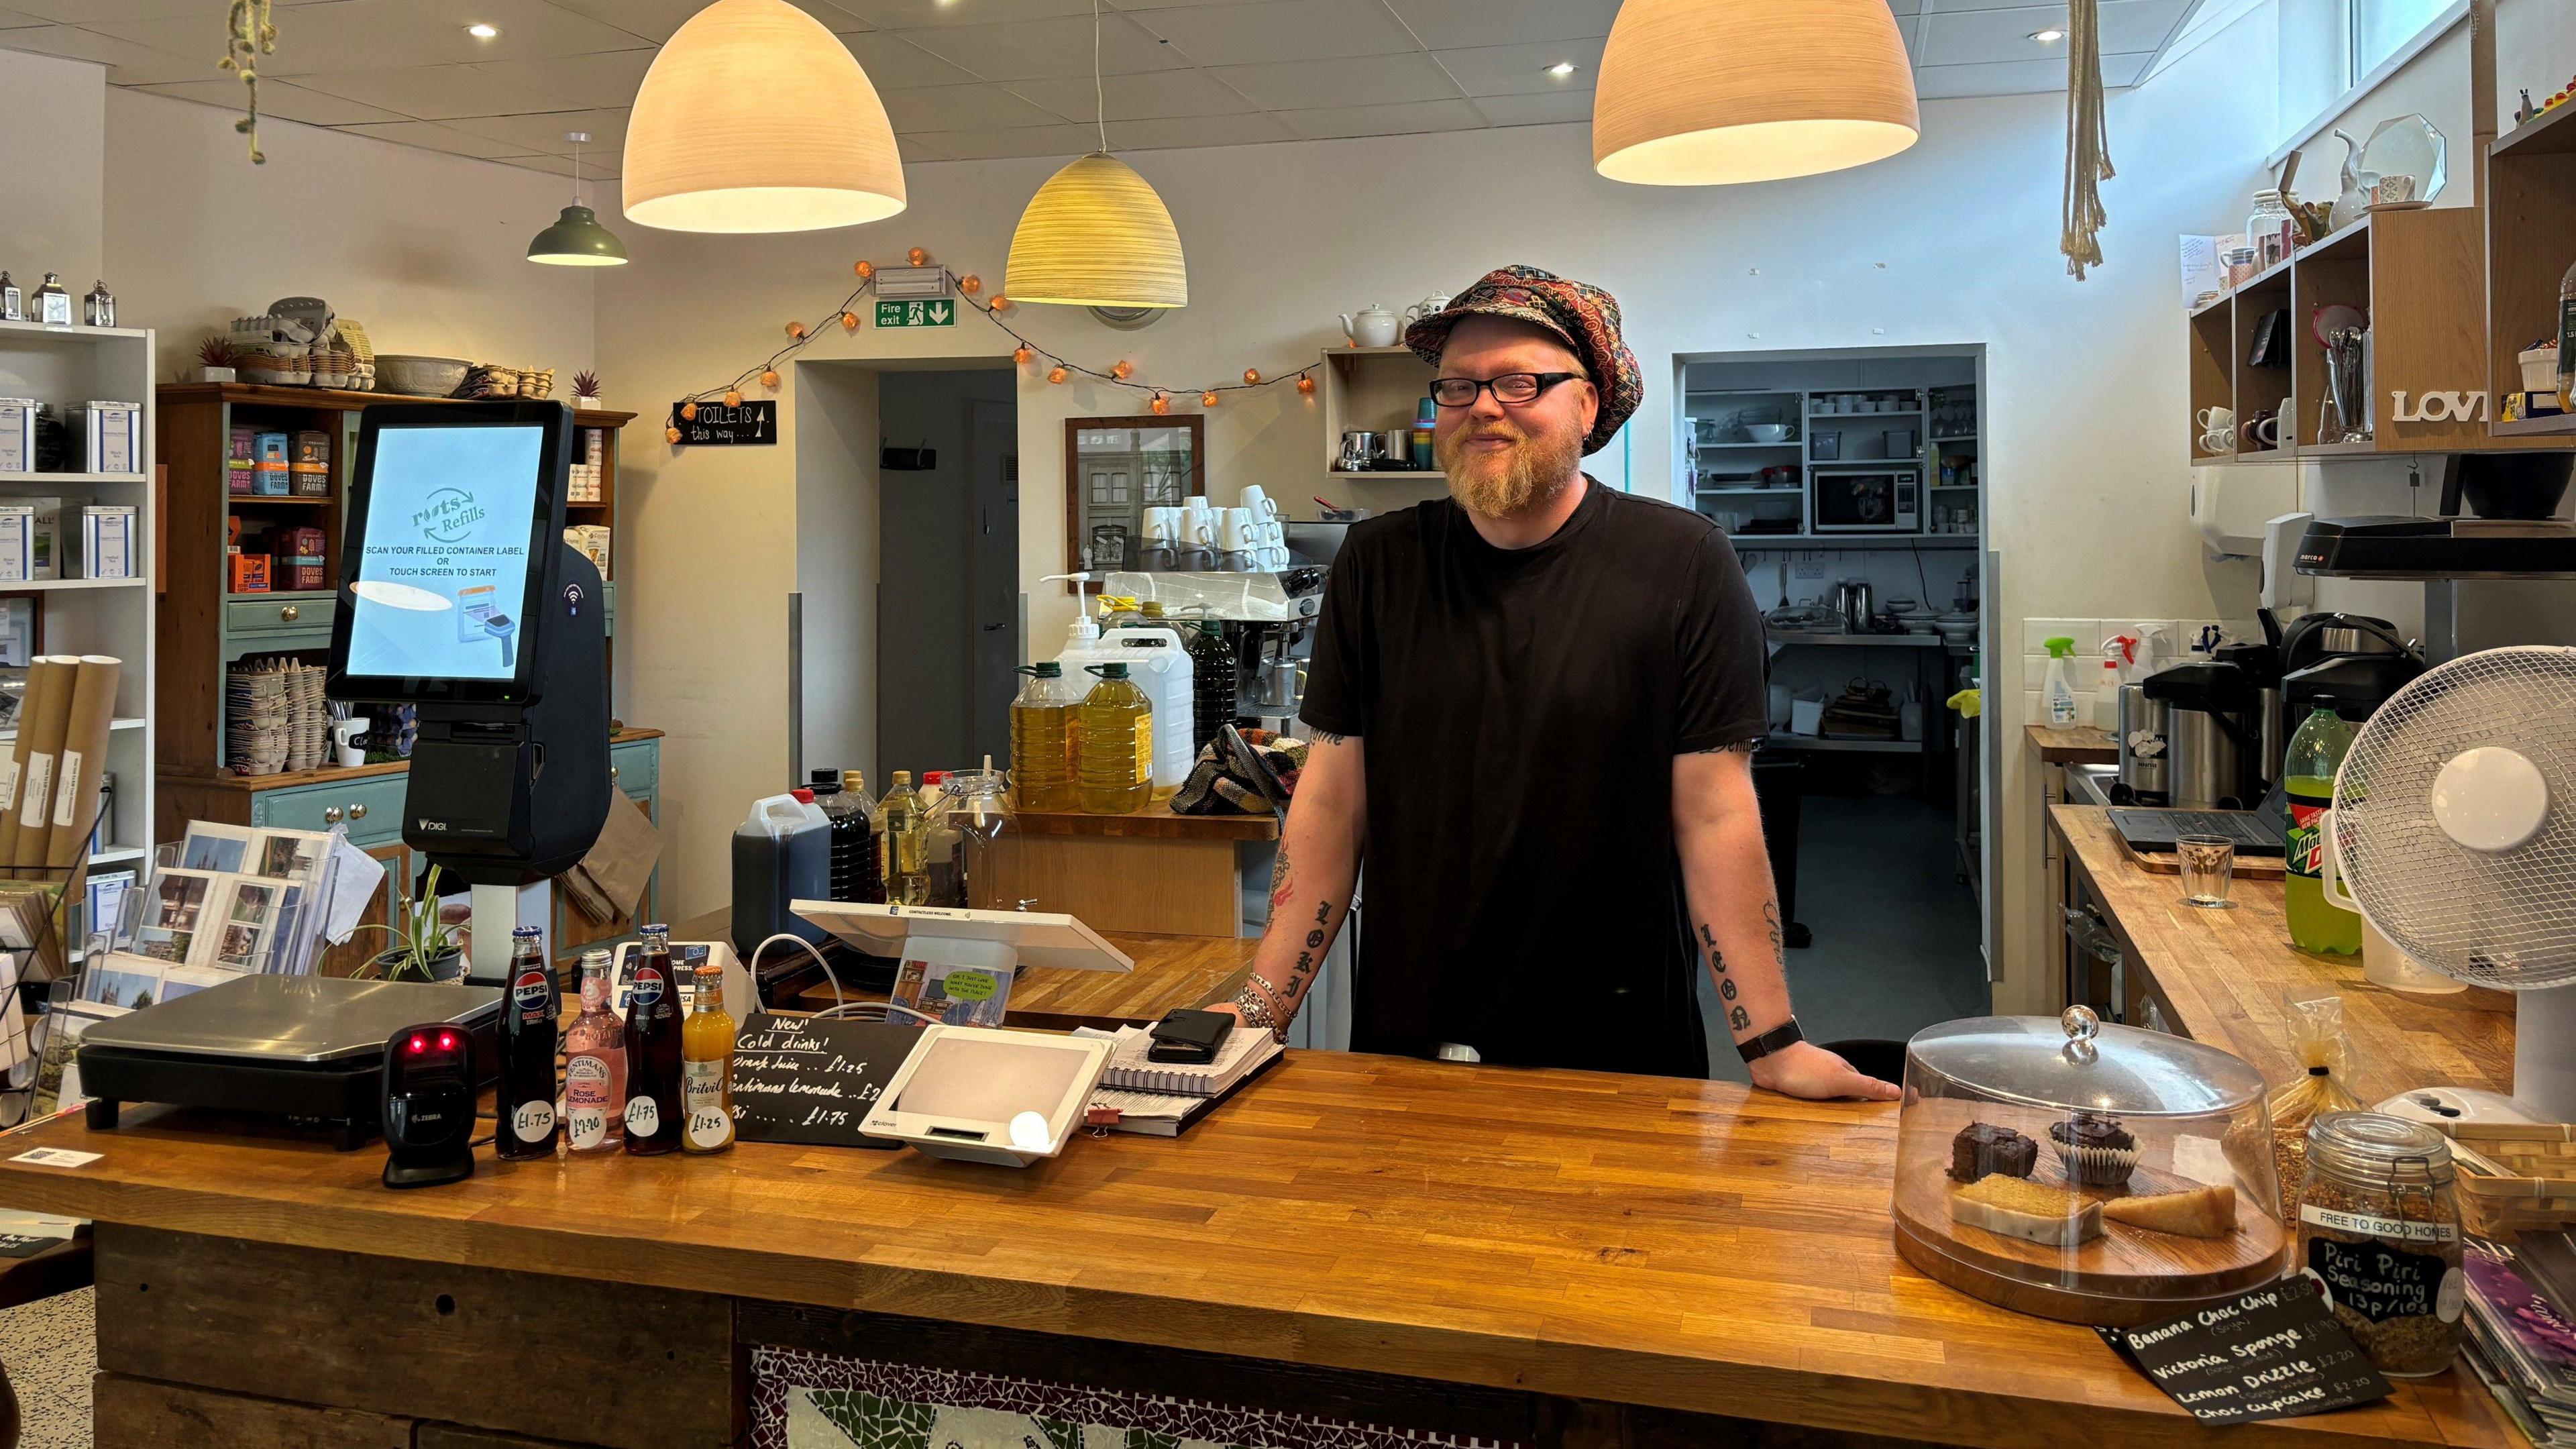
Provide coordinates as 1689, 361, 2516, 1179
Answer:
2, 1285, 93, 1449
1704, 791, 1990, 1085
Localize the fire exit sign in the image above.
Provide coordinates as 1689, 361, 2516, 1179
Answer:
875, 299, 956, 328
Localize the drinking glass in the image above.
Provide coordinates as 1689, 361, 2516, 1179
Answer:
2177, 834, 2235, 908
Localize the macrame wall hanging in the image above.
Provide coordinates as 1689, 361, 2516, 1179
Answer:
2061, 0, 2116, 278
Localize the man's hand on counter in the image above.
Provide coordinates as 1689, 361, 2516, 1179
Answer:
1747, 1040, 1903, 1102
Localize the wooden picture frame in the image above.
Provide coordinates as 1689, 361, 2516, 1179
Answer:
1063, 415, 1204, 590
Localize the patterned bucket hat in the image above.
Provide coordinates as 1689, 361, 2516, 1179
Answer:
1403, 264, 1642, 454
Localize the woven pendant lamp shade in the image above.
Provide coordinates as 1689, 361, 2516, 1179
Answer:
1005, 152, 1187, 309
1594, 0, 1920, 186
623, 0, 906, 233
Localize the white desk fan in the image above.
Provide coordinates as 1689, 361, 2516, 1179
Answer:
2317, 646, 2576, 1124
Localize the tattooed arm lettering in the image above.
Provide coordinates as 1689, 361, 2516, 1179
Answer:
1212, 729, 1367, 1035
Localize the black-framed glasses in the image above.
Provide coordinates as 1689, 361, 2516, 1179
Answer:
1429, 372, 1587, 407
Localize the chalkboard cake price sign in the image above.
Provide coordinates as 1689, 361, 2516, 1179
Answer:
2096, 1275, 2392, 1424
729, 1014, 921, 1149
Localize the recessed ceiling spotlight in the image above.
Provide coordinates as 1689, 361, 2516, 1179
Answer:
466, 22, 499, 38
2030, 28, 2066, 42
1546, 61, 1578, 78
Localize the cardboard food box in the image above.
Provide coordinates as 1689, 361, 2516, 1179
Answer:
228, 553, 270, 593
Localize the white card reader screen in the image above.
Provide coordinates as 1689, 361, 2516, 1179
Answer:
344, 425, 543, 682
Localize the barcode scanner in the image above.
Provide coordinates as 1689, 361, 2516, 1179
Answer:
480, 613, 517, 667
382, 1023, 478, 1189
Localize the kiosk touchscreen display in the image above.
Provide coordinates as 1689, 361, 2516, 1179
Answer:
343, 425, 545, 683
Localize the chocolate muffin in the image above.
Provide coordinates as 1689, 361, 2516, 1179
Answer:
1949, 1122, 2039, 1183
2049, 1112, 2140, 1187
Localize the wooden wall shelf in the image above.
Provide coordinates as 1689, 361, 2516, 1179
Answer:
2486, 104, 2576, 441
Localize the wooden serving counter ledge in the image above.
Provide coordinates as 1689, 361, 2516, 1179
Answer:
2047, 804, 2515, 1105
0, 1053, 2513, 1449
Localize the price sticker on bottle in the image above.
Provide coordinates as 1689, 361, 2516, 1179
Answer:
624, 1097, 661, 1137
688, 1110, 731, 1150
566, 1109, 606, 1152
512, 1099, 557, 1144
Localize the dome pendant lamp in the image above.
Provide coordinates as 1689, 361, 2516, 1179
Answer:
1593, 0, 1921, 186
1003, 0, 1186, 309
528, 131, 628, 266
623, 0, 906, 233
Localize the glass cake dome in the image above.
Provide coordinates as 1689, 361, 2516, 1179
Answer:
1891, 1008, 2286, 1328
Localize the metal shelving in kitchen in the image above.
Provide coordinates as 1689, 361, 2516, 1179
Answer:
0, 317, 158, 873
1686, 380, 1980, 540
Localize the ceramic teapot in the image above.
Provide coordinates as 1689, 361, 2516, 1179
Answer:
1340, 304, 1401, 349
1402, 294, 1452, 325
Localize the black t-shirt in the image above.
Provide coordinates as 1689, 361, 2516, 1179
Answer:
1299, 480, 1770, 1077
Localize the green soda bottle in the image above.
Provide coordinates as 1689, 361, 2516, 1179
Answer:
2282, 703, 2362, 954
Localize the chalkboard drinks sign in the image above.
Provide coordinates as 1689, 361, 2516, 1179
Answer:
727, 1013, 920, 1149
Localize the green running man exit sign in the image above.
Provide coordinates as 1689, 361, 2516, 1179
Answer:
875, 299, 956, 328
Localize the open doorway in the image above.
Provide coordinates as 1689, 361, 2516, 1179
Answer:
1672, 346, 1995, 1081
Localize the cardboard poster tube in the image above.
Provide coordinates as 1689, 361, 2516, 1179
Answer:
0, 657, 76, 871
46, 655, 121, 870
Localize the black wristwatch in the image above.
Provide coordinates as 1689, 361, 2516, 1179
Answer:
1735, 1015, 1805, 1064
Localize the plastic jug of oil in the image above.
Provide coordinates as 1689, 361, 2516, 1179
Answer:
1075, 661, 1152, 814
1010, 661, 1082, 811
1102, 625, 1192, 796
729, 790, 830, 959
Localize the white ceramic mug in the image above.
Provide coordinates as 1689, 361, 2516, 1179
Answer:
1238, 484, 1281, 521
2196, 406, 2234, 435
1181, 514, 1215, 547
1142, 508, 1177, 545
1260, 519, 1285, 546
1219, 507, 1259, 553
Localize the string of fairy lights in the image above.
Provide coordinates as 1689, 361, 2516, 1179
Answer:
667, 252, 1322, 439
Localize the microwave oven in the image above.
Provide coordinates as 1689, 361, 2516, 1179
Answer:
1811, 466, 1921, 533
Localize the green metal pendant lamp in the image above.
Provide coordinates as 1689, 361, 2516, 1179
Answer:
528, 131, 629, 267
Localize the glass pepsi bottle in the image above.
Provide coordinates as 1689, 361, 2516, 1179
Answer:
495, 926, 559, 1160
621, 924, 684, 1155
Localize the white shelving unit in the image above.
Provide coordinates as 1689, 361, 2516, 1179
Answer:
1685, 382, 1981, 541
0, 317, 157, 879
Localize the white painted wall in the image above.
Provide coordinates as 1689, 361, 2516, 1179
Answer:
1, 50, 106, 288
101, 90, 596, 388
597, 4, 2293, 1018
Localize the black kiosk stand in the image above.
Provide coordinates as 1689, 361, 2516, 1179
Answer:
327, 400, 612, 985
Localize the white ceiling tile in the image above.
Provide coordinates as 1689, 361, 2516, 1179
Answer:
1468, 88, 1593, 127
0, 7, 48, 21
129, 76, 408, 125
1111, 109, 1291, 148
1910, 50, 2153, 98
490, 149, 620, 180
289, 63, 584, 119
1277, 97, 1483, 140
1004, 66, 1251, 122
13, 0, 312, 18
538, 0, 864, 45
95, 0, 646, 74
1203, 50, 1456, 109
883, 81, 1064, 130
901, 11, 1185, 80
902, 121, 1097, 158
839, 30, 981, 88
1429, 36, 1603, 98
831, 0, 1094, 28
1917, 1, 2184, 68
1134, 0, 1416, 66
333, 117, 539, 159
466, 48, 652, 109
0, 23, 203, 82
1381, 0, 1618, 50
445, 105, 628, 152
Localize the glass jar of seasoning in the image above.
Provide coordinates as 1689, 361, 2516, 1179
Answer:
2295, 1112, 2462, 1378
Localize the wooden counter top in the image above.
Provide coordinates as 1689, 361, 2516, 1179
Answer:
162, 727, 665, 792
2026, 723, 2118, 765
2047, 804, 2514, 1103
0, 1055, 2508, 1448
1006, 805, 1279, 841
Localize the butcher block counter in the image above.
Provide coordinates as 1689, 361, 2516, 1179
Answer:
0, 1052, 2514, 1448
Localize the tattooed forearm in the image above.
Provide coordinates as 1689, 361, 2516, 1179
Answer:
1762, 899, 1784, 963
1697, 920, 1727, 973
1729, 1005, 1750, 1031
1310, 731, 1347, 745
1690, 739, 1762, 755
1267, 841, 1295, 917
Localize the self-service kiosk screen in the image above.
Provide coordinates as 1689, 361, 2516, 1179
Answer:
343, 423, 546, 684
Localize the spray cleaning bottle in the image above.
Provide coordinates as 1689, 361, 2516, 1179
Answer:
2043, 636, 2080, 726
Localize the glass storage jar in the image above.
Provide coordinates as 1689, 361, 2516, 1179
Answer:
1892, 1007, 2285, 1328
2247, 189, 2297, 268
924, 766, 1011, 909
2295, 1112, 2461, 1378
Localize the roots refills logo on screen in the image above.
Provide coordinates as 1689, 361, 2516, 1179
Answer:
413, 487, 486, 544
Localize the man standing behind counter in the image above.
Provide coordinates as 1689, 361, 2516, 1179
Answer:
1214, 266, 1898, 1102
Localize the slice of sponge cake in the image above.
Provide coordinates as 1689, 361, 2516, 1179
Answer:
1951, 1173, 2105, 1246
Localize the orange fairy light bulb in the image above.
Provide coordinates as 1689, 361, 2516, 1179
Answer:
855, 260, 874, 279
1200, 390, 1220, 408
1047, 365, 1069, 384
906, 247, 926, 266
1296, 374, 1316, 395
724, 388, 743, 408
1149, 392, 1170, 415
1013, 345, 1034, 365
761, 369, 781, 388
665, 426, 682, 443
1111, 360, 1133, 380
959, 274, 981, 295
840, 311, 859, 331
989, 295, 1012, 312
786, 320, 806, 339
1243, 368, 1261, 386
680, 400, 699, 421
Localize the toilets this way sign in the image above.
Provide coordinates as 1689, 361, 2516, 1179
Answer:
668, 400, 777, 446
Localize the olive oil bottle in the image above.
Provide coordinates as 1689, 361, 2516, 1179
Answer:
878, 770, 928, 904
1009, 661, 1082, 812
1074, 662, 1152, 814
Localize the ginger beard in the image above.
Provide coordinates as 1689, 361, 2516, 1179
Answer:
1436, 411, 1583, 520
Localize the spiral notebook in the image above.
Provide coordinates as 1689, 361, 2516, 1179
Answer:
1101, 1024, 1280, 1097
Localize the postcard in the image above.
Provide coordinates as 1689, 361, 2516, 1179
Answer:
178, 821, 255, 873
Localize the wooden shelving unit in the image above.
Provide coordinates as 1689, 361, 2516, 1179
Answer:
1316, 346, 1446, 514
0, 319, 158, 876
2485, 101, 2576, 439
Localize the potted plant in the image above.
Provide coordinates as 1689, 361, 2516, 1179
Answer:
360, 863, 466, 982
189, 335, 237, 384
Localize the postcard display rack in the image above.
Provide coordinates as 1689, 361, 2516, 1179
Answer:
21, 819, 345, 1123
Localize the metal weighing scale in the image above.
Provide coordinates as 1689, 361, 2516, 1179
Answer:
76, 976, 500, 1150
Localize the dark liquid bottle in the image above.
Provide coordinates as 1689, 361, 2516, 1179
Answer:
621, 923, 684, 1155
494, 926, 559, 1160
843, 771, 886, 904
812, 767, 870, 904
1187, 619, 1238, 753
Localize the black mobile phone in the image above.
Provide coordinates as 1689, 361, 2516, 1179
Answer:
1148, 1008, 1232, 1064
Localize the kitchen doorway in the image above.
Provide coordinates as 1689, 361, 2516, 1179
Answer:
877, 368, 1020, 776
1670, 345, 1996, 1081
